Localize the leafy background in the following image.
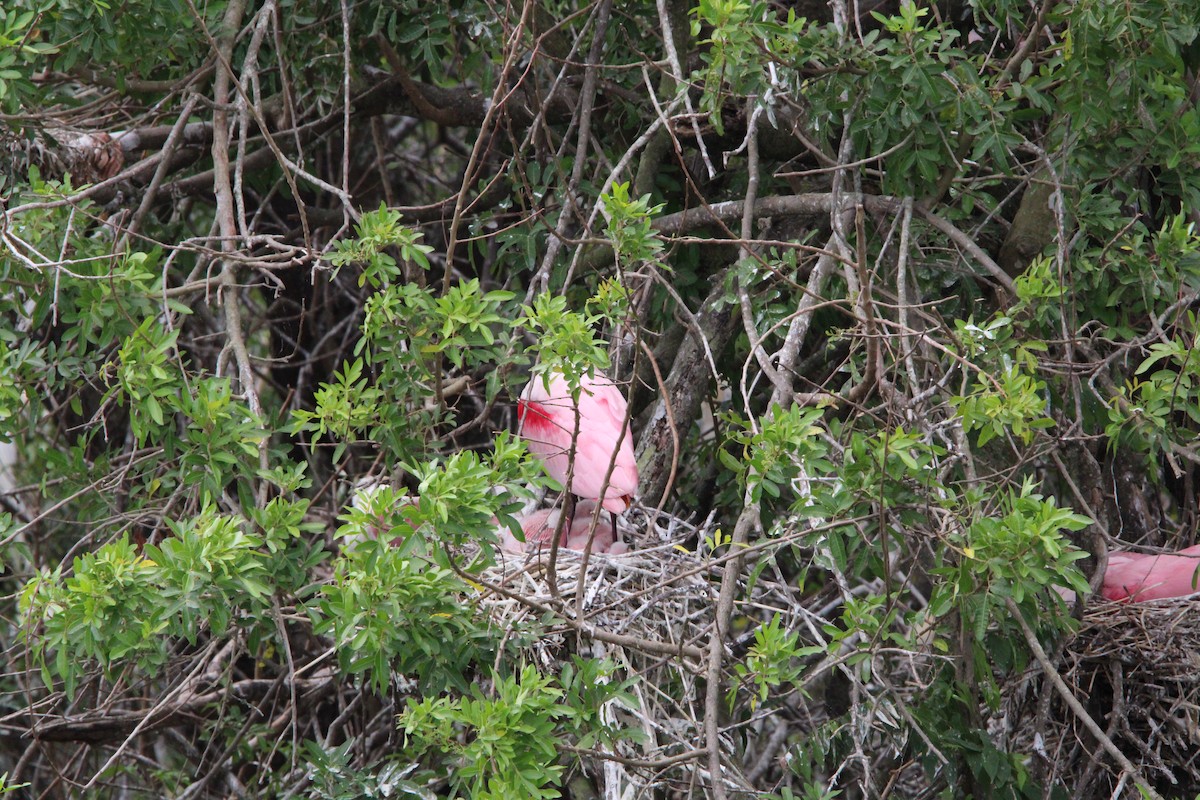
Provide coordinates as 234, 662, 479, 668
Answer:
1, 0, 1200, 797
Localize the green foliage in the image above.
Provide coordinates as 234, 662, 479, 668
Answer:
824, 593, 915, 673
301, 741, 431, 800
950, 316, 1054, 447
335, 484, 416, 550
177, 377, 265, 504
1065, 213, 1200, 335
519, 292, 612, 385
952, 365, 1055, 447
107, 318, 184, 446
250, 494, 326, 596
776, 724, 844, 800
300, 214, 519, 464
291, 357, 385, 455
363, 1, 498, 88
20, 537, 164, 698
330, 443, 533, 561
312, 541, 494, 694
398, 665, 570, 800
719, 405, 830, 505
690, 0, 807, 134
601, 181, 666, 268
15, 0, 208, 78
832, 425, 945, 517
409, 442, 529, 555
19, 509, 277, 698
930, 481, 1091, 636
0, 342, 32, 442
556, 656, 640, 750
1012, 256, 1069, 330
0, 8, 59, 113
1061, 0, 1200, 203
311, 444, 537, 698
1107, 317, 1200, 459
850, 2, 990, 190
588, 276, 634, 322
145, 512, 273, 642
327, 204, 433, 288
729, 614, 817, 710
912, 685, 1043, 800
361, 275, 514, 361
59, 250, 177, 348
0, 773, 27, 797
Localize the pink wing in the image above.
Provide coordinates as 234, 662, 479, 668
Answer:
1131, 555, 1200, 600
518, 370, 639, 513
573, 377, 638, 511
499, 507, 561, 554
563, 500, 617, 551
518, 372, 578, 488
1102, 550, 1200, 601
1101, 552, 1156, 601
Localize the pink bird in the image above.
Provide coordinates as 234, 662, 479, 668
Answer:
518, 369, 638, 515
1101, 547, 1200, 602
497, 500, 627, 555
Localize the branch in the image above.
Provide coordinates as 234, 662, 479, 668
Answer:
534, 0, 612, 292
122, 95, 202, 245
652, 192, 1017, 296
635, 276, 738, 507
203, 0, 266, 443
69, 61, 216, 94
706, 102, 767, 800
3, 671, 337, 745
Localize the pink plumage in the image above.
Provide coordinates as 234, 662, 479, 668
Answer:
498, 500, 624, 554
1101, 548, 1200, 602
517, 370, 639, 514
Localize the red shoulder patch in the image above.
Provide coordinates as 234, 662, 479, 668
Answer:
518, 399, 554, 428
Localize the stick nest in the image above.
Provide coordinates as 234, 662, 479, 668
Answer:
1018, 597, 1200, 798
471, 507, 824, 795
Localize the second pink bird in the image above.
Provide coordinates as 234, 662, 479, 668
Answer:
518, 369, 639, 514
1101, 545, 1200, 602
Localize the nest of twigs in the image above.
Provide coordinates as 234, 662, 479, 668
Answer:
470, 508, 933, 796
480, 510, 715, 650
473, 508, 719, 792
1017, 596, 1200, 798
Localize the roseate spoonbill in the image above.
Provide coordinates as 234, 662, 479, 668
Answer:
518, 370, 639, 515
498, 500, 627, 555
1101, 548, 1200, 602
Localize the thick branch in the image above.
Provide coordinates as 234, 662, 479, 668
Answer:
653, 192, 1016, 296
3, 672, 336, 744
636, 276, 737, 508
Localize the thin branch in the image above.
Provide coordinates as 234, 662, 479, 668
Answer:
656, 0, 714, 177
534, 0, 610, 293
461, 562, 707, 661
705, 100, 766, 800
120, 95, 201, 246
